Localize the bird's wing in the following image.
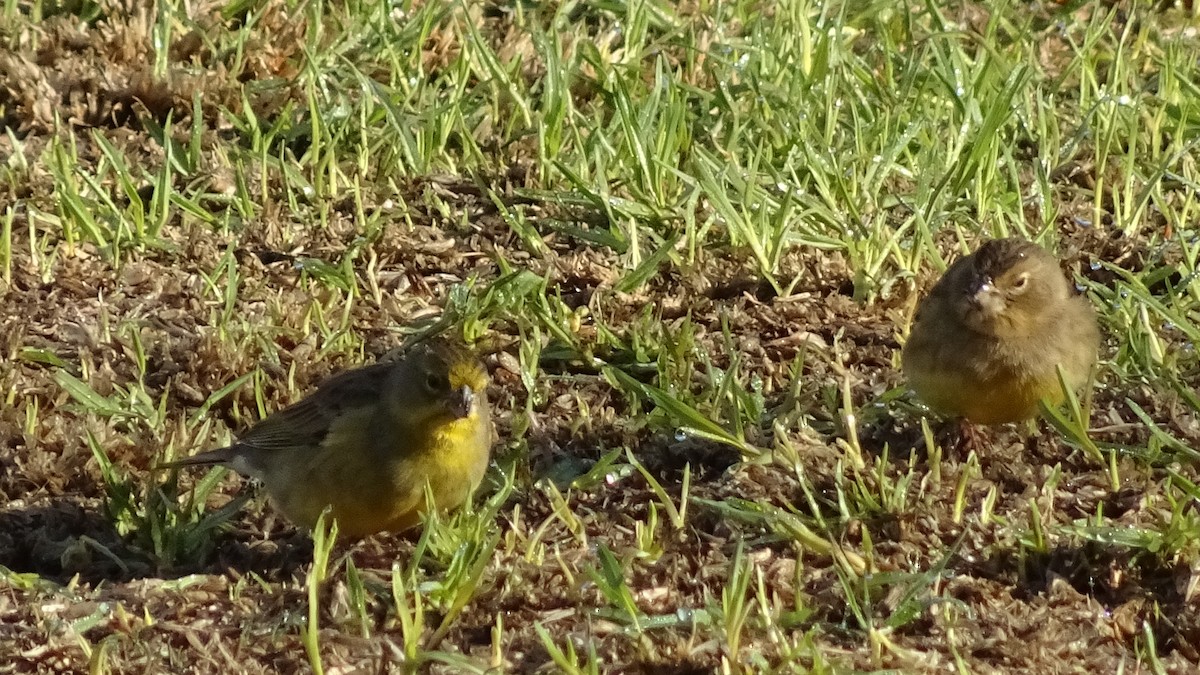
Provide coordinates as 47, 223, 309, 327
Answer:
235, 361, 394, 454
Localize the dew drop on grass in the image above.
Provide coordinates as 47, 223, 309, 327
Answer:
674, 429, 688, 442
1090, 261, 1101, 271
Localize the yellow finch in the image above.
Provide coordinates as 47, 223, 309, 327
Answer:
166, 340, 493, 537
901, 238, 1099, 424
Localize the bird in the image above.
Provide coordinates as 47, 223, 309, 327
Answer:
163, 339, 493, 538
901, 237, 1099, 425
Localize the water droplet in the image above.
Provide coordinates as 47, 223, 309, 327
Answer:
674, 430, 688, 442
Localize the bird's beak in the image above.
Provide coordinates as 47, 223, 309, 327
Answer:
968, 276, 1005, 315
447, 385, 475, 419
966, 274, 992, 298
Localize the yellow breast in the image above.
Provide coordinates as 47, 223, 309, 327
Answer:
264, 411, 492, 538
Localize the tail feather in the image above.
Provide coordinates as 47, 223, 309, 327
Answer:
157, 447, 236, 470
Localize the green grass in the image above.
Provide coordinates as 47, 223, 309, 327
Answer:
2, 0, 1200, 672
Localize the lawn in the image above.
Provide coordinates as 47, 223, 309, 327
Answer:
2, 0, 1200, 672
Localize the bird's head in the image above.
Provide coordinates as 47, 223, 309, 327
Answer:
950, 238, 1073, 337
385, 340, 489, 429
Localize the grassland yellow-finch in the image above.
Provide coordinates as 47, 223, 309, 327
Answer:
901, 238, 1099, 425
165, 340, 493, 537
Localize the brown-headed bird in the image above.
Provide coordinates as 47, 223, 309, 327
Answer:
164, 340, 493, 538
901, 238, 1099, 425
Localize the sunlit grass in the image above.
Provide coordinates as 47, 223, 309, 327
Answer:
1, 0, 1199, 672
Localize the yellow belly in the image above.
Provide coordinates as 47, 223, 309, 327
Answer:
909, 369, 1062, 425
264, 414, 490, 538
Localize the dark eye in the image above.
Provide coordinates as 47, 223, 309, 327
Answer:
1011, 273, 1030, 292
424, 371, 448, 392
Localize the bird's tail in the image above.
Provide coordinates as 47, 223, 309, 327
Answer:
157, 447, 236, 470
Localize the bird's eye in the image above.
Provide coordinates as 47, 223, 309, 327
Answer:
424, 372, 448, 392
1011, 272, 1030, 292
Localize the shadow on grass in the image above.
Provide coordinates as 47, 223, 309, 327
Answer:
966, 542, 1200, 661
0, 496, 315, 584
